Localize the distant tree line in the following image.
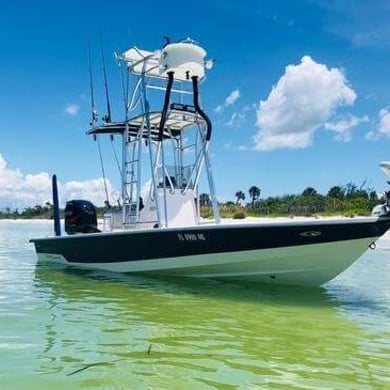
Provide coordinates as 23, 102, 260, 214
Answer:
0, 181, 383, 220
200, 181, 383, 219
0, 203, 108, 220
0, 203, 55, 219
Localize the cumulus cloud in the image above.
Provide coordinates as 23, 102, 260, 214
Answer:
64, 103, 80, 116
215, 89, 241, 113
325, 114, 369, 142
366, 108, 390, 140
61, 179, 113, 206
378, 108, 390, 135
0, 155, 52, 210
254, 56, 356, 151
0, 153, 112, 210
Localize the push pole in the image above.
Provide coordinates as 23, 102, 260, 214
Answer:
52, 174, 61, 236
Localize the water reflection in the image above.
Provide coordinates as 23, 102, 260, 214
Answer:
32, 265, 375, 389
327, 237, 390, 327
2, 220, 389, 389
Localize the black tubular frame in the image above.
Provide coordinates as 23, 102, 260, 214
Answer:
158, 71, 175, 142
192, 75, 212, 141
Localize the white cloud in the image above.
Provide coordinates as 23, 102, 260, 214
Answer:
325, 114, 369, 142
224, 141, 232, 149
0, 153, 112, 210
225, 89, 240, 106
0, 155, 52, 210
64, 103, 80, 116
377, 108, 390, 136
365, 131, 377, 141
214, 105, 224, 114
254, 56, 356, 151
227, 111, 246, 127
215, 88, 241, 113
61, 179, 113, 206
226, 104, 256, 128
223, 141, 249, 151
367, 108, 390, 140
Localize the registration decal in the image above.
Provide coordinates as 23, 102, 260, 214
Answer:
177, 232, 207, 242
299, 231, 322, 238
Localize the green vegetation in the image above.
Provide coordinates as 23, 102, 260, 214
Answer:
201, 181, 382, 219
0, 203, 55, 220
0, 203, 108, 220
0, 181, 383, 220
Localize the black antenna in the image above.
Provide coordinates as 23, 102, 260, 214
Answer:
100, 34, 112, 123
88, 49, 98, 126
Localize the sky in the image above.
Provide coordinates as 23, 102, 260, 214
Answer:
1, 0, 390, 209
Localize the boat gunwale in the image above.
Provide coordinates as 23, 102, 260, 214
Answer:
29, 216, 389, 243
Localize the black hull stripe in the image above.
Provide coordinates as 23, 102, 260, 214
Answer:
31, 219, 390, 264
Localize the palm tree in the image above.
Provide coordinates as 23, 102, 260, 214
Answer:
302, 187, 317, 197
248, 186, 261, 205
235, 190, 245, 205
199, 193, 211, 206
327, 186, 345, 200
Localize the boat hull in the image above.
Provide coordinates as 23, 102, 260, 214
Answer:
30, 217, 390, 286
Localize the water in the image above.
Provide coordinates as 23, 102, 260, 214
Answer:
1, 220, 390, 389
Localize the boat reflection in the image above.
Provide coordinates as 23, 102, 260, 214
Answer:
32, 265, 374, 388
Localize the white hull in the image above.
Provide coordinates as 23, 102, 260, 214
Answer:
36, 236, 374, 286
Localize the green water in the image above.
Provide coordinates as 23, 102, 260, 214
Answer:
1, 220, 390, 389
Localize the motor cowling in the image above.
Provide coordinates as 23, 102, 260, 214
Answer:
65, 200, 99, 234
372, 204, 390, 218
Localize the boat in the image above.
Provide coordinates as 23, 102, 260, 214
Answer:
379, 161, 390, 179
30, 38, 390, 287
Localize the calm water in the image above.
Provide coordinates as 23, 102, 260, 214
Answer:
1, 220, 390, 389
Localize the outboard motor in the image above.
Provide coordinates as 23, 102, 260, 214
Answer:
372, 191, 390, 218
372, 163, 390, 218
65, 200, 99, 234
372, 204, 390, 217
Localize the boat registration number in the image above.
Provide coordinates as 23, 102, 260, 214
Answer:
177, 233, 207, 242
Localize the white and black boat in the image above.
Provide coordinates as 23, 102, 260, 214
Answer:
30, 38, 390, 286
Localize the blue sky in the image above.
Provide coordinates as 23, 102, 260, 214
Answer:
1, 0, 390, 209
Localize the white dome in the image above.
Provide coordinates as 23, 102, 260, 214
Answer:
160, 42, 206, 80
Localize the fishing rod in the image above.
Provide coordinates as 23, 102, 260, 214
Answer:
90, 46, 110, 207
88, 49, 98, 126
100, 34, 112, 123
